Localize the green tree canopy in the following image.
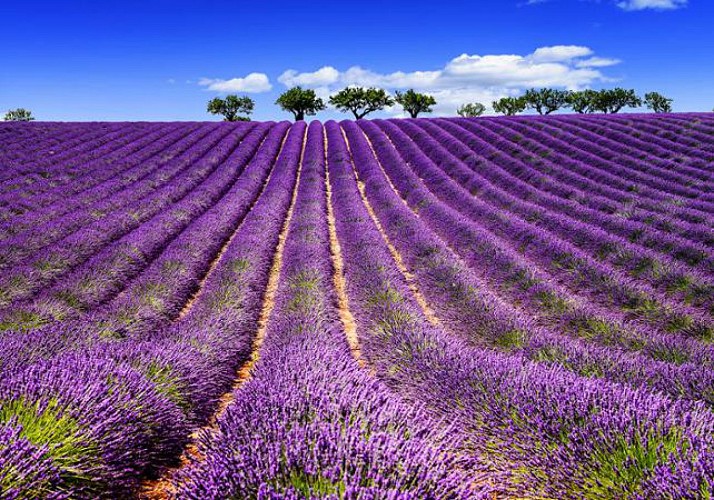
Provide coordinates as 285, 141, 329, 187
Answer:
4, 108, 34, 121
394, 89, 437, 119
644, 92, 673, 113
329, 87, 394, 119
275, 86, 326, 121
456, 102, 486, 117
565, 90, 599, 114
492, 96, 527, 116
207, 95, 254, 122
523, 88, 569, 115
591, 88, 642, 114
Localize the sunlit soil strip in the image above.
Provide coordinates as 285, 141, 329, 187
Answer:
232, 127, 305, 391
340, 126, 441, 327
324, 134, 366, 369
139, 127, 306, 500
176, 132, 281, 321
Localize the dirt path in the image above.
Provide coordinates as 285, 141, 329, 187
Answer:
340, 126, 441, 327
175, 131, 284, 321
138, 127, 306, 500
324, 132, 366, 369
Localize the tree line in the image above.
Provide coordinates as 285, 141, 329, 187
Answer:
0, 87, 680, 122
491, 88, 673, 116
205, 86, 438, 122
205, 86, 676, 122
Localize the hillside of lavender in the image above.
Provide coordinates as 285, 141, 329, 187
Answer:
1, 113, 713, 499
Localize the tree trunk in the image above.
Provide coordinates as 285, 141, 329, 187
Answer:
295, 110, 305, 121
409, 110, 419, 119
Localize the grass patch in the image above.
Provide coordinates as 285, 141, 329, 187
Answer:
0, 310, 48, 332
0, 398, 99, 491
141, 361, 191, 414
580, 428, 686, 499
494, 329, 526, 350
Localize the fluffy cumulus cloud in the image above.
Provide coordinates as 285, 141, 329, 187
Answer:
616, 0, 687, 10
198, 72, 272, 93
277, 66, 340, 87
277, 45, 619, 116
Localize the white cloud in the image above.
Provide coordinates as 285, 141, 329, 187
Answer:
575, 56, 622, 68
276, 45, 619, 116
531, 45, 593, 62
198, 72, 272, 93
616, 0, 687, 10
278, 66, 340, 86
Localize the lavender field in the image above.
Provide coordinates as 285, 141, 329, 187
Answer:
1, 114, 713, 499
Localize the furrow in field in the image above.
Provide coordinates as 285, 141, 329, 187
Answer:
0, 123, 270, 331
99, 121, 291, 339
366, 120, 714, 341
0, 122, 304, 498
343, 120, 714, 406
393, 119, 714, 311
324, 134, 364, 367
0, 123, 214, 265
138, 122, 306, 499
457, 117, 714, 231
327, 119, 714, 499
358, 119, 714, 364
168, 120, 483, 499
342, 127, 441, 328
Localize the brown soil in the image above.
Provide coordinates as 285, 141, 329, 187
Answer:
341, 127, 441, 327
176, 131, 283, 321
138, 126, 305, 500
324, 132, 366, 369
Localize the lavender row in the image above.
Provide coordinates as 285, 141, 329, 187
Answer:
556, 114, 714, 177
173, 121, 487, 499
91, 119, 289, 338
365, 120, 714, 340
420, 118, 714, 268
460, 117, 714, 236
0, 123, 305, 497
0, 123, 221, 270
391, 119, 714, 311
360, 120, 714, 367
487, 117, 714, 247
507, 116, 714, 206
0, 122, 129, 185
327, 120, 714, 499
343, 120, 714, 406
0, 123, 161, 210
0, 122, 203, 230
0, 123, 276, 330
488, 117, 714, 221
550, 116, 714, 188
0, 123, 246, 311
0, 123, 195, 229
0, 123, 141, 220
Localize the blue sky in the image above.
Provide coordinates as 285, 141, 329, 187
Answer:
1, 0, 711, 121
